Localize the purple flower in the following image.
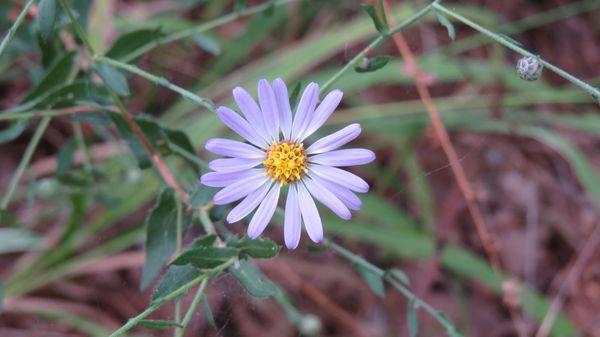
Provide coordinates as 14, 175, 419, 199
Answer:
201, 78, 375, 249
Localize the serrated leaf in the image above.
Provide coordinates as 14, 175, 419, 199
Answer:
227, 237, 281, 259
407, 299, 419, 337
140, 188, 178, 290
36, 0, 57, 41
432, 8, 455, 40
203, 296, 216, 328
191, 234, 218, 248
55, 139, 77, 177
172, 246, 236, 269
194, 34, 221, 55
94, 63, 130, 96
0, 121, 28, 144
152, 265, 202, 303
361, 3, 388, 34
139, 320, 183, 330
388, 268, 410, 285
188, 183, 216, 208
228, 259, 278, 298
105, 28, 164, 61
355, 55, 391, 73
23, 51, 76, 103
356, 264, 385, 297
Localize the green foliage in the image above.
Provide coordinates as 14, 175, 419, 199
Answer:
355, 55, 392, 73
23, 51, 77, 102
94, 63, 130, 96
202, 296, 216, 328
171, 246, 237, 269
188, 184, 216, 208
194, 34, 221, 55
227, 237, 281, 259
432, 8, 456, 40
356, 264, 385, 297
228, 259, 278, 298
152, 265, 201, 303
387, 268, 410, 285
191, 234, 218, 248
0, 228, 44, 254
105, 28, 164, 61
138, 320, 183, 330
36, 0, 58, 41
0, 280, 3, 315
361, 3, 389, 34
141, 188, 178, 290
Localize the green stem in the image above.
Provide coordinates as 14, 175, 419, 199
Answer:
432, 3, 600, 99
175, 279, 209, 337
320, 2, 434, 92
174, 198, 183, 335
121, 0, 298, 62
58, 0, 95, 54
325, 239, 459, 334
1, 116, 51, 211
95, 56, 216, 111
0, 0, 36, 58
108, 258, 235, 337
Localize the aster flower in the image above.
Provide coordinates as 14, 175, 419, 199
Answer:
201, 78, 375, 249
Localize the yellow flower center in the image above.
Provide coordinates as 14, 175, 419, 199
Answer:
263, 141, 308, 184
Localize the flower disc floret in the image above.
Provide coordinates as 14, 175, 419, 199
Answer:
264, 141, 307, 184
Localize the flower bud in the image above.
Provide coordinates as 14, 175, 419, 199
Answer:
516, 55, 543, 81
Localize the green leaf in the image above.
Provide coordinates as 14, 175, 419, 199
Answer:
188, 183, 216, 208
0, 281, 3, 315
407, 300, 419, 337
194, 34, 221, 55
289, 82, 302, 110
228, 259, 278, 298
191, 234, 218, 248
163, 128, 200, 174
227, 237, 281, 259
387, 268, 410, 285
0, 121, 28, 144
152, 265, 201, 303
139, 320, 183, 330
36, 0, 57, 41
172, 246, 236, 269
355, 55, 391, 73
432, 8, 456, 40
55, 139, 77, 177
94, 63, 130, 96
202, 295, 216, 328
235, 0, 249, 12
105, 28, 164, 61
0, 228, 44, 254
107, 113, 151, 168
361, 4, 388, 34
498, 34, 523, 47
141, 188, 178, 290
355, 264, 385, 297
23, 51, 77, 103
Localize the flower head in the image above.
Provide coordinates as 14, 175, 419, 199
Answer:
201, 78, 375, 248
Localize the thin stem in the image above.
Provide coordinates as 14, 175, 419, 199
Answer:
57, 0, 95, 54
174, 198, 183, 335
325, 239, 459, 333
121, 0, 297, 62
321, 2, 434, 93
95, 56, 216, 111
108, 258, 235, 337
432, 3, 600, 99
0, 105, 114, 121
1, 116, 51, 212
175, 279, 209, 337
0, 0, 36, 58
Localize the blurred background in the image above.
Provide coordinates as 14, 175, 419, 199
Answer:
1, 0, 599, 336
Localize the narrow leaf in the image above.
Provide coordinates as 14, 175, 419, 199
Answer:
36, 0, 57, 41
432, 8, 456, 40
194, 34, 221, 55
0, 121, 28, 144
188, 183, 216, 208
355, 55, 391, 73
108, 113, 151, 169
55, 139, 77, 177
388, 268, 410, 285
152, 265, 202, 303
356, 264, 385, 297
105, 28, 164, 61
94, 63, 130, 96
172, 246, 237, 269
202, 296, 216, 328
289, 82, 302, 110
23, 51, 77, 102
139, 320, 183, 330
407, 299, 419, 337
361, 4, 388, 34
0, 228, 44, 254
227, 237, 281, 259
228, 260, 278, 298
140, 188, 178, 290
0, 281, 3, 315
192, 234, 218, 248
